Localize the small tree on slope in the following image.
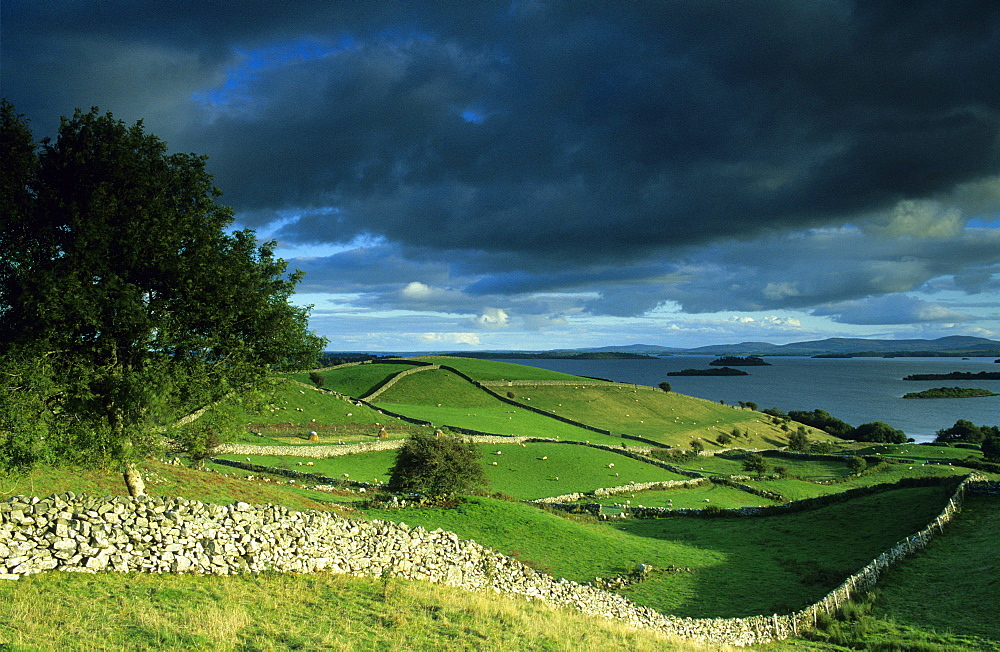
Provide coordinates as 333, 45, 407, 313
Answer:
387, 431, 488, 500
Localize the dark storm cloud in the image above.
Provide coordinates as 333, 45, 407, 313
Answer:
4, 0, 1000, 323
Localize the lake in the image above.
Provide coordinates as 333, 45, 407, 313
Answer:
491, 356, 1000, 442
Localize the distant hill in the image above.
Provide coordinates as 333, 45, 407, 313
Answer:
685, 336, 1000, 357
389, 336, 1000, 359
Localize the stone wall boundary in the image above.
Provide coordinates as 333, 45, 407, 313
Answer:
0, 474, 986, 646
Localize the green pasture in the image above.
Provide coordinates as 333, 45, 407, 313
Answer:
757, 454, 856, 481
741, 464, 975, 501
510, 384, 830, 449
373, 370, 624, 442
368, 482, 956, 618
856, 442, 984, 461
394, 402, 624, 443
480, 443, 690, 500
213, 449, 400, 486
871, 494, 1000, 645
290, 363, 419, 398
582, 483, 779, 510
407, 356, 596, 382
204, 377, 411, 442
665, 455, 752, 476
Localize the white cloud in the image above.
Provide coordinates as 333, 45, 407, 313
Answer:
417, 332, 482, 346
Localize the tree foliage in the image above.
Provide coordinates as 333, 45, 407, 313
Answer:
934, 419, 1000, 444
982, 437, 1000, 462
848, 421, 907, 444
787, 427, 809, 452
742, 453, 771, 476
0, 102, 326, 491
787, 408, 854, 438
387, 431, 487, 499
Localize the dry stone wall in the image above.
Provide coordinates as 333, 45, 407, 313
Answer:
0, 474, 988, 646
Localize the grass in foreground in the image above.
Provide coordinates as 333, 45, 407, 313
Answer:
0, 571, 724, 652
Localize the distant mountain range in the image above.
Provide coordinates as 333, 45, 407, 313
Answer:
437, 336, 1000, 358
582, 336, 1000, 357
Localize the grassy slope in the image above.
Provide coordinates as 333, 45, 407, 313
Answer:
499, 384, 835, 449
374, 369, 625, 444
366, 484, 955, 618
0, 460, 341, 513
873, 494, 1000, 642
204, 377, 420, 444
216, 442, 691, 501
583, 484, 780, 510
0, 571, 711, 652
289, 363, 420, 398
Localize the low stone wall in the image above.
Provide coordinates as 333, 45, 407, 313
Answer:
0, 474, 987, 646
534, 479, 709, 504
219, 440, 406, 458
0, 493, 819, 646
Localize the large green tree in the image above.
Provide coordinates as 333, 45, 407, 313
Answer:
0, 102, 326, 494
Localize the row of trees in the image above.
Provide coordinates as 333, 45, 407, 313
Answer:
0, 101, 327, 494
766, 408, 909, 444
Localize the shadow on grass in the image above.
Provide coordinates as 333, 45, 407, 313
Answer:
612, 483, 954, 618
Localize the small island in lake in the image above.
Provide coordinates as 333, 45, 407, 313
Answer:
903, 371, 1000, 381
902, 386, 999, 399
667, 366, 748, 376
709, 355, 771, 366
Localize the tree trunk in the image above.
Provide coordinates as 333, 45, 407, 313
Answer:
123, 462, 146, 497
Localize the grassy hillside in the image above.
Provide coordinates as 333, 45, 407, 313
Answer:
366, 483, 956, 618
374, 368, 624, 443
6, 356, 996, 651
0, 571, 707, 652
203, 377, 422, 444
290, 362, 420, 397
511, 383, 833, 449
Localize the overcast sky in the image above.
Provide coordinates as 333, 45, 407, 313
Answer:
4, 1, 999, 351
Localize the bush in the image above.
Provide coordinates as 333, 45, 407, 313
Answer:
742, 453, 771, 476
982, 437, 1000, 462
387, 431, 487, 499
658, 381, 671, 393
787, 427, 809, 451
308, 372, 326, 388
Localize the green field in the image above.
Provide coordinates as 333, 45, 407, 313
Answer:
6, 356, 996, 650
367, 483, 956, 618
507, 383, 834, 449
202, 376, 415, 443
480, 443, 690, 500
290, 362, 421, 398
582, 483, 780, 510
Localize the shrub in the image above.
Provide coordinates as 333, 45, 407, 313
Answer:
982, 437, 1000, 462
787, 427, 809, 451
387, 431, 487, 499
658, 381, 671, 393
742, 453, 771, 476
308, 372, 326, 388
